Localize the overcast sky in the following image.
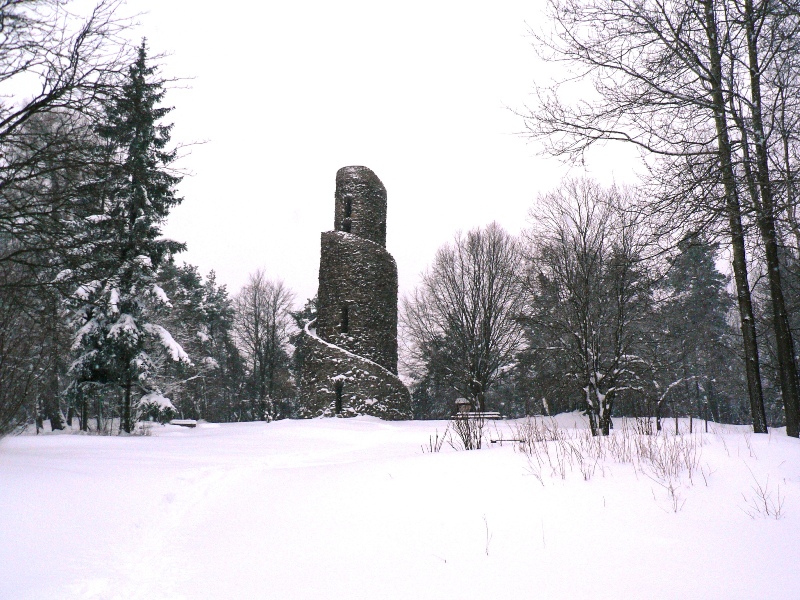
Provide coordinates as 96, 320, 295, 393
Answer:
121, 0, 639, 305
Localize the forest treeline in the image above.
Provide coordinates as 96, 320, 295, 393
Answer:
404, 196, 761, 435
413, 0, 800, 437
518, 0, 800, 437
2, 0, 800, 437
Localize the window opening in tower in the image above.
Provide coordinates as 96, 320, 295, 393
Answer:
342, 198, 353, 232
341, 304, 349, 333
335, 381, 343, 414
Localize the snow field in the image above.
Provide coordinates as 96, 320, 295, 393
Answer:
1, 415, 799, 599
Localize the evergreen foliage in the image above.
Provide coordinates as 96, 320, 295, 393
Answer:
68, 41, 188, 433
157, 264, 245, 422
635, 235, 746, 428
661, 236, 744, 420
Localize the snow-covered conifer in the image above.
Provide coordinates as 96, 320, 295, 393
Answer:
69, 41, 188, 433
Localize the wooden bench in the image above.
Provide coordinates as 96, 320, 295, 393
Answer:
170, 419, 197, 428
453, 411, 502, 420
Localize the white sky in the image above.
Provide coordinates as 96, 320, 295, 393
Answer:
121, 0, 640, 305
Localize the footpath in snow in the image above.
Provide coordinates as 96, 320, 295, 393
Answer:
1, 415, 799, 599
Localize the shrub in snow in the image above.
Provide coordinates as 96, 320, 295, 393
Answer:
138, 392, 176, 424
513, 416, 704, 511
449, 414, 487, 450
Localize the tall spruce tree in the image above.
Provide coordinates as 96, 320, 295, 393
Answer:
199, 271, 246, 421
641, 234, 744, 428
69, 41, 188, 433
155, 264, 245, 421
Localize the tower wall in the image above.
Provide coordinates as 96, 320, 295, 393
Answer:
316, 231, 398, 373
298, 166, 410, 420
333, 166, 387, 246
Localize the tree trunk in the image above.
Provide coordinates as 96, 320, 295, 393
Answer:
96, 395, 104, 432
694, 379, 702, 426
702, 0, 768, 433
587, 408, 599, 437
35, 399, 43, 433
43, 397, 63, 431
123, 379, 132, 434
743, 0, 799, 436
470, 379, 486, 412
476, 391, 486, 413
80, 387, 88, 432
708, 378, 719, 422
44, 368, 64, 431
599, 411, 611, 436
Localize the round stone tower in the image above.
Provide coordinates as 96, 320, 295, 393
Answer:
298, 166, 411, 419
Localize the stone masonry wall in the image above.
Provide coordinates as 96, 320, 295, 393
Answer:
333, 166, 387, 246
297, 323, 411, 420
316, 231, 398, 372
299, 165, 410, 419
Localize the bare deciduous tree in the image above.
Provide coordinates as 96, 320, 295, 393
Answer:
234, 270, 296, 419
0, 0, 130, 285
0, 1, 130, 435
402, 222, 526, 413
522, 180, 654, 436
0, 271, 43, 434
728, 0, 800, 436
522, 0, 785, 433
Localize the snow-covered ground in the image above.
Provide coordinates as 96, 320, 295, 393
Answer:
1, 415, 799, 599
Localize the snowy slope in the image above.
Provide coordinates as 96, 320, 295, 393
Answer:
1, 416, 799, 600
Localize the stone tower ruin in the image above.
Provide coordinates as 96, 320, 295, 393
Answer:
298, 166, 411, 420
